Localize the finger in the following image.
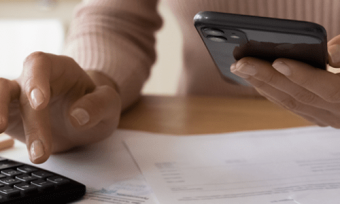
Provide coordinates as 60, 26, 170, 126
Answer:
231, 58, 340, 112
230, 63, 250, 79
70, 86, 121, 128
69, 85, 121, 144
0, 79, 20, 132
22, 52, 52, 110
256, 88, 328, 127
270, 58, 340, 103
20, 95, 52, 164
22, 52, 95, 110
20, 52, 95, 163
233, 71, 340, 128
231, 58, 327, 127
328, 35, 340, 67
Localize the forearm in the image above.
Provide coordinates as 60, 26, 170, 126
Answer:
64, 0, 162, 110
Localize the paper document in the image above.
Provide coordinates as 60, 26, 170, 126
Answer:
125, 126, 340, 204
1, 130, 160, 204
79, 176, 154, 204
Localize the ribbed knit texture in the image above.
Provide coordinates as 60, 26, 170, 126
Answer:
64, 0, 162, 109
64, 0, 338, 108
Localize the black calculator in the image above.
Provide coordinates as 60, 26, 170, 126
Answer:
0, 156, 86, 204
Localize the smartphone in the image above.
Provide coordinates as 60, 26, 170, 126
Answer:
194, 11, 328, 85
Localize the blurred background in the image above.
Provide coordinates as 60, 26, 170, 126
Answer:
0, 0, 182, 95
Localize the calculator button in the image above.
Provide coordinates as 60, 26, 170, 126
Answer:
14, 183, 38, 195
0, 174, 5, 179
1, 169, 22, 177
47, 176, 70, 186
0, 183, 3, 188
32, 171, 53, 179
31, 179, 54, 191
0, 161, 22, 170
17, 166, 38, 174
16, 174, 38, 182
0, 187, 21, 198
0, 178, 21, 185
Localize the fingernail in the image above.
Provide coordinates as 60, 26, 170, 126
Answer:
237, 62, 257, 75
231, 67, 250, 79
30, 88, 44, 109
230, 63, 236, 72
30, 140, 44, 161
230, 63, 249, 78
272, 61, 291, 76
329, 44, 340, 64
71, 108, 90, 126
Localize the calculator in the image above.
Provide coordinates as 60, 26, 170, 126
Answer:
0, 157, 86, 204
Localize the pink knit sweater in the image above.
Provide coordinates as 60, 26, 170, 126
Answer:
64, 0, 339, 109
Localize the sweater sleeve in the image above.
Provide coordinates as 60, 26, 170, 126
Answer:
63, 0, 162, 109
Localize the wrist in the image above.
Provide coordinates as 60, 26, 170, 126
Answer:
86, 71, 120, 94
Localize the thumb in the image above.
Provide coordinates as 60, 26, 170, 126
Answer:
69, 85, 121, 129
68, 85, 121, 146
328, 35, 340, 67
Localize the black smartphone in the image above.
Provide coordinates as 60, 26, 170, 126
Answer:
194, 11, 328, 85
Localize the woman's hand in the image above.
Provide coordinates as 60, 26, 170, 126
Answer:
1, 52, 121, 164
231, 35, 340, 128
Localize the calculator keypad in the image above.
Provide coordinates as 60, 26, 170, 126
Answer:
0, 158, 85, 203
0, 167, 72, 197
0, 169, 64, 193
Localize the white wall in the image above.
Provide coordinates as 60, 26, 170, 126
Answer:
0, 0, 79, 26
0, 19, 64, 79
142, 0, 183, 95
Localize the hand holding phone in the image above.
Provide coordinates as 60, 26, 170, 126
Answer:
194, 11, 327, 85
195, 11, 340, 129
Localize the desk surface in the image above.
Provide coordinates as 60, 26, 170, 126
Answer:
119, 95, 313, 134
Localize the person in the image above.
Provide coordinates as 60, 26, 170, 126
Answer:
1, 0, 340, 164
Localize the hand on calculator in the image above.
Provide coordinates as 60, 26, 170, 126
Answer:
1, 52, 121, 164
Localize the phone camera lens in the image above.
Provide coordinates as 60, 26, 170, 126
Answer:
203, 28, 224, 36
207, 36, 228, 43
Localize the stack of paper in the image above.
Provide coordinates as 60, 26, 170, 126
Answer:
124, 127, 340, 204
